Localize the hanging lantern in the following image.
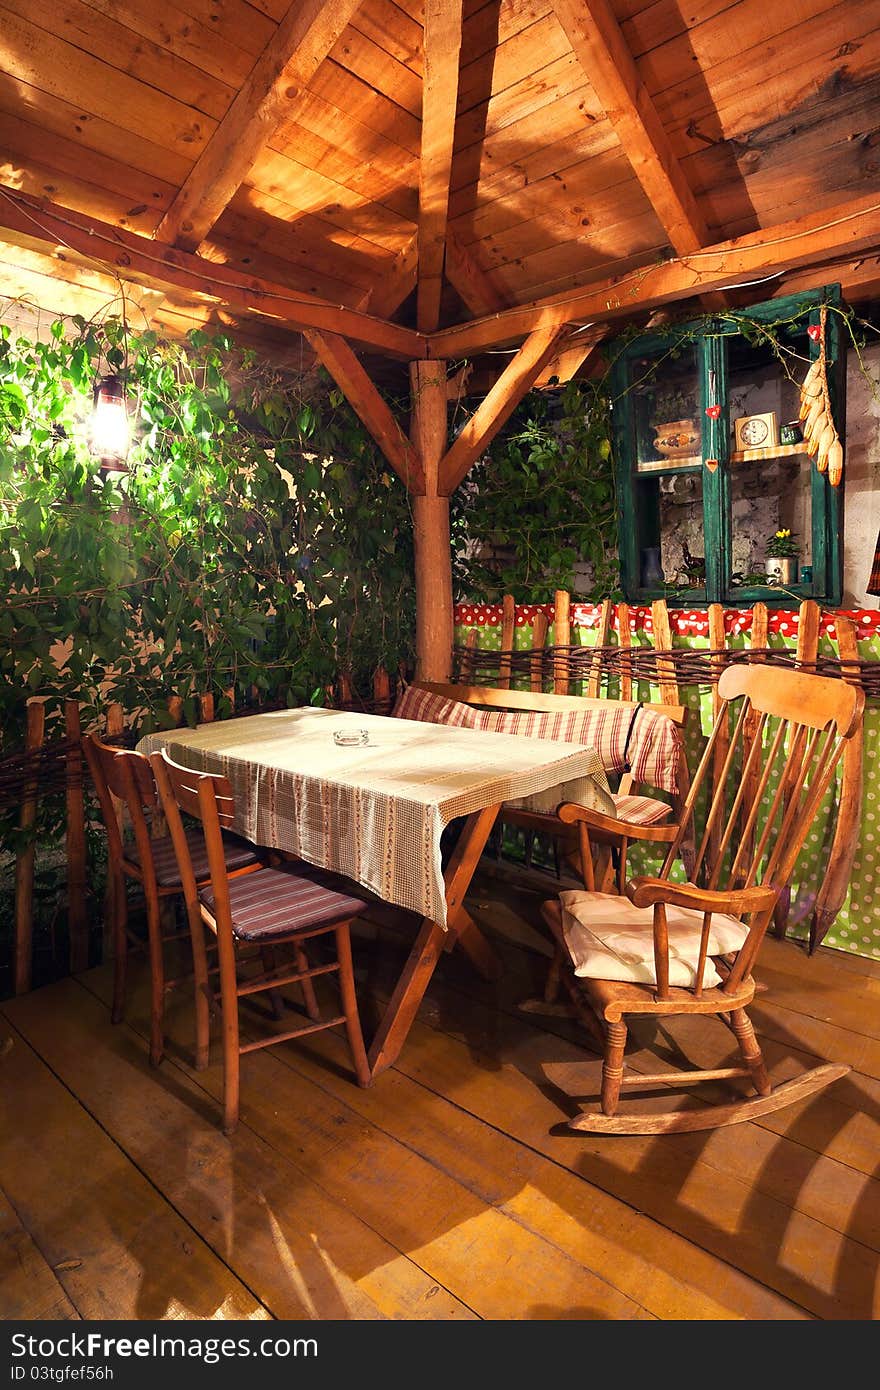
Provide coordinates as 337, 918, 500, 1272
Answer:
91, 374, 130, 469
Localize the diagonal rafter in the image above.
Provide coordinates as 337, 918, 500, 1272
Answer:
550, 0, 711, 257
418, 0, 464, 332
154, 0, 365, 253
438, 325, 599, 494
444, 228, 510, 318
304, 329, 425, 493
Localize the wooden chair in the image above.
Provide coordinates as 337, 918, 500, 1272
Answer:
540, 663, 864, 1134
151, 748, 371, 1135
82, 733, 261, 1067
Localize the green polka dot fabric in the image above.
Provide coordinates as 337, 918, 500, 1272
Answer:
455, 604, 880, 963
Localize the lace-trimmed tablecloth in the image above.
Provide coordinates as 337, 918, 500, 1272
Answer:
137, 707, 613, 928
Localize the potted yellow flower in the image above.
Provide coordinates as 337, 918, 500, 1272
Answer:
765, 527, 799, 585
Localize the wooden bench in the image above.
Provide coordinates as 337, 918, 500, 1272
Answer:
396, 680, 692, 890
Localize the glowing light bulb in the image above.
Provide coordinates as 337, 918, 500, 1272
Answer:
92, 375, 130, 466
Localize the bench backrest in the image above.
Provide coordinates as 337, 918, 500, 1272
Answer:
395, 681, 687, 799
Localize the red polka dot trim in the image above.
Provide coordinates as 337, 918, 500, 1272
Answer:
454, 603, 880, 638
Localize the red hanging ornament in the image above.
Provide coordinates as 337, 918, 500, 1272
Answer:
807, 324, 822, 342
705, 404, 722, 419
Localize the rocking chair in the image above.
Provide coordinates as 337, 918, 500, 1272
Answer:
540, 663, 864, 1134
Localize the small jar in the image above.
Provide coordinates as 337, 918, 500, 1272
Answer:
780, 420, 803, 446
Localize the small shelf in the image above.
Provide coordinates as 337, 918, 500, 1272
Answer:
636, 455, 702, 474
729, 443, 809, 464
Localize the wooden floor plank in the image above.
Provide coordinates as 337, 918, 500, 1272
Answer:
3, 979, 473, 1323
0, 1004, 269, 1321
0, 1186, 79, 1321
83, 963, 806, 1321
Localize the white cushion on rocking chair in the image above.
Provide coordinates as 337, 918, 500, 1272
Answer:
559, 890, 749, 989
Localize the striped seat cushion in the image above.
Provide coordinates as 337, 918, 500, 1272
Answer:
129, 828, 259, 888
609, 794, 674, 826
199, 865, 367, 942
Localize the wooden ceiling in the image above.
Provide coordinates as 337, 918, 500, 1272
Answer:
0, 0, 879, 379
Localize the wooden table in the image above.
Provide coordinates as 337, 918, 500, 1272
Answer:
138, 707, 613, 1079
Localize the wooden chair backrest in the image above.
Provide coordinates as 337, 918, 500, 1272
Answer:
652, 664, 864, 996
150, 748, 238, 932
82, 733, 159, 879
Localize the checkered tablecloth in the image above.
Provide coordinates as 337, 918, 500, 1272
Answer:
137, 707, 613, 928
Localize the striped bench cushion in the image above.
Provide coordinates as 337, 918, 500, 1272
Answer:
199, 865, 367, 942
391, 684, 481, 729
129, 828, 259, 888
393, 686, 683, 795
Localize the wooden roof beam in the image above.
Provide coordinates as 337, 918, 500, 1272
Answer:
0, 188, 425, 359
357, 233, 418, 320
551, 0, 726, 310
418, 0, 464, 332
426, 192, 880, 358
438, 324, 594, 493
154, 0, 366, 253
304, 329, 425, 492
444, 229, 510, 318
550, 0, 710, 257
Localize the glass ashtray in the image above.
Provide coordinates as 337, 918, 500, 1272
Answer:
333, 728, 369, 747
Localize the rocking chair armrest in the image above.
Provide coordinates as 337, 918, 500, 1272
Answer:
557, 802, 621, 832
626, 876, 779, 917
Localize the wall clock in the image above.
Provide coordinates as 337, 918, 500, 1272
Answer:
733, 411, 778, 451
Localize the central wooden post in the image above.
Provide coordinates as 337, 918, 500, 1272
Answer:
410, 359, 454, 681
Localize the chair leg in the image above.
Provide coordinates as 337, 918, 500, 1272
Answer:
601, 1019, 628, 1116
218, 935, 241, 1136
293, 941, 321, 1020
260, 946, 285, 1020
334, 923, 371, 1087
145, 895, 165, 1069
111, 871, 128, 1026
729, 1008, 772, 1097
188, 914, 212, 1072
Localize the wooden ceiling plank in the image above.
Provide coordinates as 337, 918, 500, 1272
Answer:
427, 191, 880, 356
454, 51, 585, 153
417, 0, 464, 332
438, 324, 578, 493
456, 12, 573, 115
0, 0, 235, 122
304, 328, 425, 491
309, 59, 422, 153
349, 0, 424, 72
154, 0, 366, 252
449, 87, 611, 212
444, 229, 510, 317
328, 26, 423, 117
0, 3, 217, 157
54, 0, 259, 89
0, 188, 425, 358
0, 110, 176, 233
550, 0, 710, 258
0, 72, 193, 188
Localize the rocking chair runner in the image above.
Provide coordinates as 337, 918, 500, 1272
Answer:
540, 663, 864, 1134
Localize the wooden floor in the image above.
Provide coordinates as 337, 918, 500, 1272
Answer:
2, 862, 880, 1322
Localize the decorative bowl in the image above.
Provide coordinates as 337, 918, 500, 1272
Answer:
652, 418, 700, 459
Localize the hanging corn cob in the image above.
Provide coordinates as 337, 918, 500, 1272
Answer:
798, 306, 843, 485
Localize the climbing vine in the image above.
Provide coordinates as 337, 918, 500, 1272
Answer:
0, 312, 416, 755
450, 374, 619, 602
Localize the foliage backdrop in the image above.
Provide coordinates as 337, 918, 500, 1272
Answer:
0, 315, 416, 753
